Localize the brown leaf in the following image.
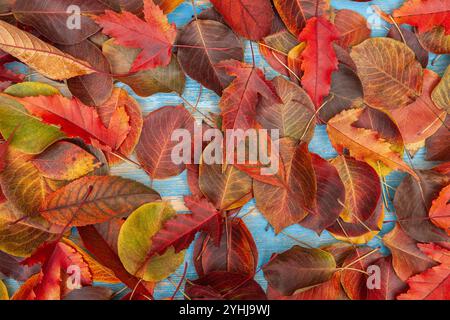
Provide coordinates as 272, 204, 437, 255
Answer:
432, 65, 450, 113
257, 76, 316, 142
40, 176, 161, 227
0, 21, 94, 80
58, 40, 113, 106
176, 19, 244, 95
394, 170, 450, 242
350, 38, 423, 111
334, 9, 371, 48
273, 0, 330, 36
199, 162, 252, 211
418, 26, 450, 54
193, 218, 258, 277
136, 105, 194, 179
384, 223, 438, 281
254, 139, 317, 233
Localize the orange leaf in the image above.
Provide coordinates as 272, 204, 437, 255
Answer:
327, 108, 418, 179
398, 243, 450, 300
429, 184, 450, 235
393, 0, 450, 34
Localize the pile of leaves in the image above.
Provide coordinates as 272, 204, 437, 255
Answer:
0, 0, 449, 300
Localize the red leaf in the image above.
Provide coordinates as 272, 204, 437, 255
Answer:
22, 242, 92, 300
298, 16, 340, 108
393, 0, 450, 34
398, 243, 450, 300
217, 60, 281, 131
209, 0, 274, 40
17, 95, 130, 152
77, 224, 154, 298
148, 196, 223, 257
94, 0, 176, 72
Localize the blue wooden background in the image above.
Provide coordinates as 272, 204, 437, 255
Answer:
3, 0, 450, 299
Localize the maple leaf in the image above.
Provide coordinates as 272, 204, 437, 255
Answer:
148, 196, 223, 257
393, 0, 450, 34
16, 95, 130, 152
299, 16, 340, 108
21, 241, 92, 300
327, 108, 419, 179
398, 243, 450, 300
94, 0, 176, 72
217, 60, 281, 131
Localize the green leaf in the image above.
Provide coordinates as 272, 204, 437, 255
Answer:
118, 202, 185, 282
0, 82, 64, 154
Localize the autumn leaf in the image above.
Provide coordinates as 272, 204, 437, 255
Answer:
186, 271, 267, 300
199, 160, 253, 211
387, 26, 429, 68
40, 176, 161, 227
273, 0, 331, 36
257, 76, 316, 142
176, 19, 244, 95
391, 69, 445, 145
418, 26, 450, 54
426, 116, 450, 161
22, 241, 92, 300
78, 222, 155, 298
118, 202, 186, 281
398, 243, 450, 300
97, 88, 143, 165
16, 94, 131, 152
0, 21, 94, 80
299, 153, 345, 234
254, 139, 317, 233
384, 223, 437, 281
147, 196, 222, 258
263, 246, 336, 296
210, 0, 274, 40
350, 38, 423, 111
327, 108, 418, 178
193, 218, 258, 277
429, 184, 450, 235
366, 256, 407, 300
136, 105, 194, 179
298, 16, 340, 108
13, 0, 110, 45
432, 64, 450, 113
334, 9, 371, 48
392, 0, 450, 34
394, 170, 450, 242
58, 40, 113, 107
217, 60, 281, 131
94, 0, 177, 72
31, 141, 101, 181
326, 155, 383, 242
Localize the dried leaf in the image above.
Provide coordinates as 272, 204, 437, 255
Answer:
118, 202, 186, 281
136, 105, 194, 179
94, 0, 176, 72
273, 0, 330, 36
176, 19, 244, 95
263, 246, 336, 296
0, 21, 94, 80
334, 9, 371, 48
432, 65, 450, 113
254, 140, 317, 233
350, 38, 423, 111
210, 0, 274, 40
429, 184, 450, 235
40, 176, 161, 227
